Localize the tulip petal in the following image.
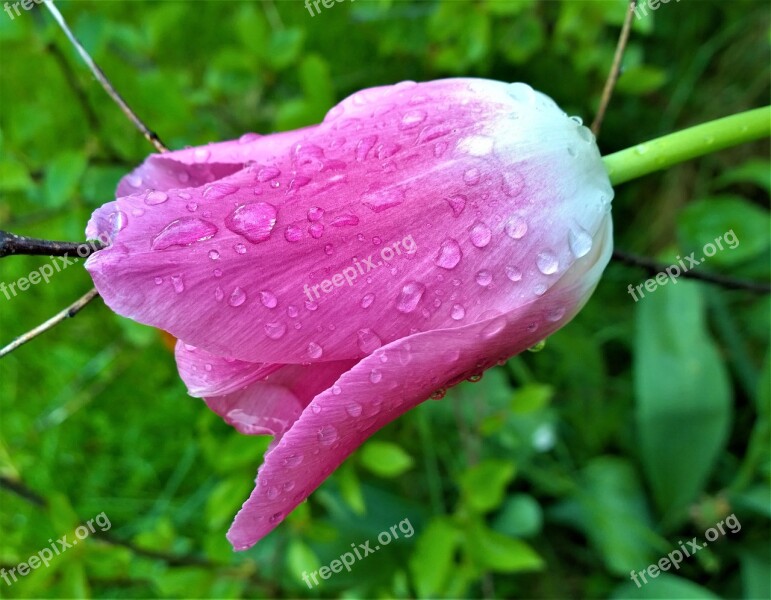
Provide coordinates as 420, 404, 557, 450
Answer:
226, 217, 611, 549
87, 79, 613, 366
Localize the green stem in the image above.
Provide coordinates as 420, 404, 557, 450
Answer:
602, 106, 770, 186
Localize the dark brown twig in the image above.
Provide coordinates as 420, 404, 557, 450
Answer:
592, 0, 638, 137
0, 230, 105, 259
612, 249, 771, 294
0, 288, 100, 358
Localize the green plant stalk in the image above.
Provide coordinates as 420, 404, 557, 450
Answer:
602, 106, 770, 186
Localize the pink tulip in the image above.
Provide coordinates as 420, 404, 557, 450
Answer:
85, 78, 614, 550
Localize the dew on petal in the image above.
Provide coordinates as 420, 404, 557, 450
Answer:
458, 135, 494, 156
256, 166, 281, 182
331, 214, 360, 227
504, 216, 528, 239
463, 168, 481, 186
307, 342, 323, 359
309, 223, 324, 239
154, 277, 163, 285
470, 222, 492, 248
396, 281, 425, 313
203, 182, 238, 200
451, 304, 466, 320
569, 227, 593, 258
152, 218, 218, 250
226, 202, 277, 243
505, 266, 523, 282
369, 369, 383, 383
214, 286, 224, 301
357, 328, 383, 353
145, 190, 168, 205
260, 290, 278, 308
308, 206, 325, 221
361, 187, 405, 213
317, 425, 338, 445
346, 402, 363, 417
287, 304, 299, 318
208, 250, 220, 260
446, 195, 466, 217
547, 307, 566, 322
476, 270, 492, 286
361, 293, 375, 309
435, 238, 462, 269
355, 135, 378, 161
399, 110, 427, 129
285, 225, 303, 242
264, 321, 287, 340
234, 243, 247, 254
229, 287, 247, 307
239, 132, 260, 144
536, 251, 559, 275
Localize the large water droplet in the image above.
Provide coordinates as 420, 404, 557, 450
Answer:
331, 214, 359, 227
536, 251, 559, 275
399, 110, 426, 129
369, 369, 383, 383
152, 218, 218, 250
226, 203, 277, 244
307, 342, 323, 359
356, 135, 378, 161
446, 195, 466, 217
476, 270, 493, 286
309, 223, 324, 239
396, 281, 425, 313
451, 304, 466, 320
435, 238, 462, 269
307, 206, 325, 221
357, 328, 383, 353
260, 290, 278, 308
208, 250, 220, 260
145, 190, 168, 205
547, 307, 566, 322
203, 182, 238, 200
506, 266, 523, 282
285, 225, 303, 242
256, 166, 281, 182
470, 222, 492, 248
264, 321, 287, 339
361, 187, 405, 213
316, 425, 338, 445
504, 216, 528, 239
284, 453, 304, 467
346, 402, 363, 417
229, 287, 247, 307
239, 132, 260, 144
569, 227, 593, 258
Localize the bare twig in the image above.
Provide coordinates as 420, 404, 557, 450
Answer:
591, 0, 638, 137
0, 288, 100, 358
0, 230, 104, 259
612, 249, 771, 294
43, 1, 168, 153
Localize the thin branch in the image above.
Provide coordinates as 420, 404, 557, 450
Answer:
0, 288, 100, 359
0, 230, 104, 259
43, 1, 168, 153
591, 0, 638, 137
612, 249, 771, 294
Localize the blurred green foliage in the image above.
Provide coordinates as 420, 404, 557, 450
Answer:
0, 1, 769, 598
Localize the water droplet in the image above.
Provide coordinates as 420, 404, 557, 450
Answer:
435, 238, 462, 269
346, 402, 363, 417
570, 116, 583, 126
307, 206, 325, 221
357, 328, 382, 353
264, 321, 287, 339
476, 270, 492, 286
324, 243, 334, 255
536, 251, 559, 275
569, 227, 593, 258
361, 187, 405, 213
434, 141, 448, 157
305, 300, 318, 311
504, 216, 527, 239
267, 486, 279, 500
463, 168, 481, 186
234, 243, 247, 254
203, 182, 238, 200
502, 172, 525, 197
152, 218, 218, 250
399, 110, 426, 129
578, 127, 594, 143
284, 453, 304, 467
451, 304, 466, 320
213, 268, 223, 278
126, 174, 142, 188
481, 316, 506, 338
193, 147, 210, 162
369, 369, 383, 383
547, 307, 566, 322
311, 403, 322, 415
430, 389, 447, 400
375, 142, 401, 159
446, 195, 466, 217
528, 340, 547, 353
287, 305, 299, 318
170, 275, 184, 293
467, 373, 483, 383
260, 290, 278, 308
269, 512, 283, 524
361, 293, 375, 309
331, 214, 359, 227
186, 202, 198, 213
154, 276, 163, 285
396, 281, 425, 313
307, 342, 323, 359
470, 222, 492, 248
256, 166, 281, 182
316, 425, 338, 445
131, 207, 145, 217
309, 223, 324, 239
214, 286, 224, 301
285, 225, 303, 242
534, 283, 547, 296
229, 287, 247, 306
208, 250, 220, 260
355, 135, 378, 161
239, 132, 260, 144
226, 202, 277, 243
505, 266, 522, 281
458, 135, 494, 156
145, 190, 168, 205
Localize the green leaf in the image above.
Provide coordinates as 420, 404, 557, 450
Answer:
266, 28, 305, 71
466, 522, 544, 573
610, 573, 721, 599
715, 159, 771, 193
459, 459, 516, 513
408, 517, 460, 598
359, 441, 414, 478
616, 64, 668, 94
677, 195, 770, 266
0, 157, 33, 192
492, 493, 543, 538
42, 151, 87, 208
511, 383, 553, 414
634, 282, 732, 521
286, 538, 321, 585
